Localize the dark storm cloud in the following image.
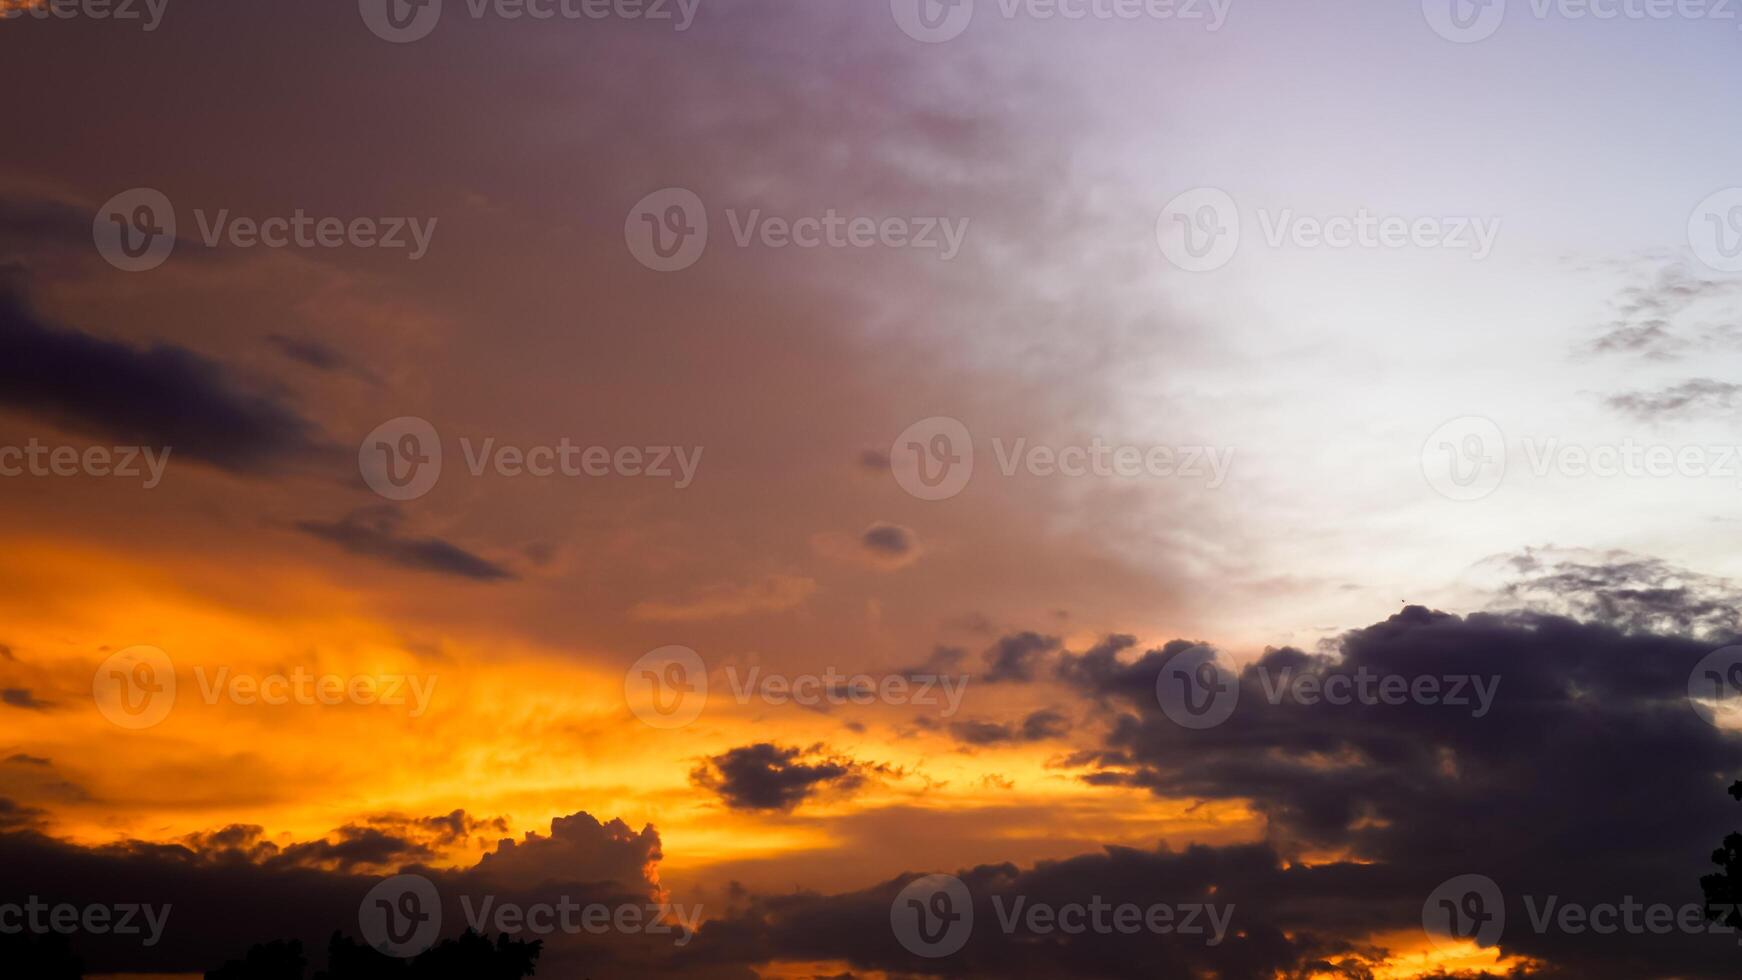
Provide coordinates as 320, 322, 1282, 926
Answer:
1603, 378, 1742, 421
691, 743, 872, 812
980, 631, 1061, 684
5, 753, 50, 766
0, 280, 327, 472
684, 842, 1380, 980
1053, 605, 1742, 977
293, 508, 516, 582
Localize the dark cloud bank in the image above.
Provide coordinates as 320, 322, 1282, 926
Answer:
10, 595, 1742, 977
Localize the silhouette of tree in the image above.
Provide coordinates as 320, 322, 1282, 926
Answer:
207, 939, 307, 980
209, 929, 540, 979
0, 930, 83, 978
1700, 779, 1742, 929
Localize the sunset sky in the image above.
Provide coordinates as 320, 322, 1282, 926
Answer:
5, 1, 1742, 977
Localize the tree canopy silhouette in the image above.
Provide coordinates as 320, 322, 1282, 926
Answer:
0, 930, 83, 978
1699, 779, 1742, 929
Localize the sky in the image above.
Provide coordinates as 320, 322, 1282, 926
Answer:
4, 0, 1742, 977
